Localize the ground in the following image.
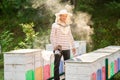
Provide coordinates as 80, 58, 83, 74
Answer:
0, 68, 4, 80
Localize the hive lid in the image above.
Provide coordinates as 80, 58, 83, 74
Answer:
93, 48, 119, 53
65, 52, 108, 63
105, 46, 120, 50
5, 49, 41, 54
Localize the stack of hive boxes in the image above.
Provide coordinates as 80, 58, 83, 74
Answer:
94, 47, 120, 79
105, 46, 120, 73
104, 46, 120, 79
65, 46, 120, 80
4, 49, 55, 80
65, 52, 108, 80
4, 49, 41, 80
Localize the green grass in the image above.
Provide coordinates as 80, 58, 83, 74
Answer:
0, 68, 4, 80
111, 71, 120, 80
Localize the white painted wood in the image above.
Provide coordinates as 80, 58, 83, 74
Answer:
4, 49, 41, 64
4, 71, 26, 80
75, 40, 86, 54
4, 63, 34, 72
65, 47, 120, 80
66, 75, 91, 80
4, 49, 41, 80
46, 41, 86, 55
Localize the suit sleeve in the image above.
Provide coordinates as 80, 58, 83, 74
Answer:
50, 24, 57, 48
69, 27, 75, 48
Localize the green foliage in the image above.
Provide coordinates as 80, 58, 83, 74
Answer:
0, 68, 4, 80
0, 0, 53, 52
0, 53, 3, 68
0, 59, 3, 69
77, 4, 94, 13
15, 22, 50, 49
33, 28, 50, 49
91, 19, 115, 49
16, 22, 38, 49
105, 1, 120, 17
116, 19, 120, 29
75, 0, 120, 51
75, 0, 94, 13
0, 0, 38, 51
0, 31, 14, 52
0, 0, 32, 15
0, 31, 13, 69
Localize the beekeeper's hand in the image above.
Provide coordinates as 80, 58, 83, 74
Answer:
54, 45, 62, 51
72, 48, 76, 55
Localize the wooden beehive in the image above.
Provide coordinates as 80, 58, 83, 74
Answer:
41, 50, 53, 80
65, 46, 120, 80
46, 41, 86, 55
75, 40, 86, 55
93, 48, 120, 79
4, 49, 41, 80
65, 52, 108, 80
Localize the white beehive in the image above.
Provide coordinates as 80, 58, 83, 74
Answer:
41, 50, 53, 80
41, 50, 53, 66
93, 48, 120, 64
105, 46, 120, 49
65, 52, 108, 80
75, 40, 86, 54
93, 48, 120, 78
102, 47, 120, 78
4, 49, 41, 80
104, 46, 120, 59
46, 41, 86, 55
74, 41, 80, 55
46, 44, 53, 51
